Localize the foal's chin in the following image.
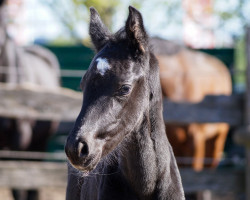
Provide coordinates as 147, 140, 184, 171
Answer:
68, 154, 101, 175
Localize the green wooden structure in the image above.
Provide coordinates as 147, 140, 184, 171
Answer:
44, 45, 234, 91
199, 48, 235, 87
45, 45, 94, 91
199, 48, 234, 68
44, 45, 94, 152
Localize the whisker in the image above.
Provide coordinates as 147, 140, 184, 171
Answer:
88, 171, 120, 176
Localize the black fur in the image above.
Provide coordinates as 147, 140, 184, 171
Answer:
89, 7, 111, 52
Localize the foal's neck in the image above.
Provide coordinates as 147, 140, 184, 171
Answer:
119, 112, 159, 199
119, 55, 184, 199
120, 104, 184, 200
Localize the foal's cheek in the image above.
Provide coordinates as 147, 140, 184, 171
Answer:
101, 138, 119, 156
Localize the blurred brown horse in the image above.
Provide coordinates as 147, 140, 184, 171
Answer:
151, 37, 232, 171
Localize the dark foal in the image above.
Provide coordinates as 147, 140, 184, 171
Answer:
65, 6, 184, 200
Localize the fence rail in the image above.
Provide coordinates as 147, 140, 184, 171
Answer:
0, 161, 244, 196
0, 161, 67, 189
0, 150, 66, 161
0, 83, 82, 121
0, 83, 244, 125
163, 95, 243, 125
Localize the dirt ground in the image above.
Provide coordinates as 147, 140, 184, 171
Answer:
0, 187, 66, 200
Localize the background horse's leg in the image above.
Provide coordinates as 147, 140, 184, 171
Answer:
16, 119, 33, 150
26, 190, 38, 200
12, 190, 27, 200
211, 124, 229, 168
29, 121, 58, 152
189, 124, 205, 171
12, 190, 39, 200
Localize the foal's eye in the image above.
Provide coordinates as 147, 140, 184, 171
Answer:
118, 85, 131, 96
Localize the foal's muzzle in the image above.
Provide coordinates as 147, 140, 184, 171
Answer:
65, 138, 89, 165
65, 136, 100, 171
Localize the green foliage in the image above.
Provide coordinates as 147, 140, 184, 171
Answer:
42, 0, 250, 47
43, 0, 87, 43
213, 0, 250, 38
234, 36, 246, 90
72, 0, 120, 29
42, 0, 146, 45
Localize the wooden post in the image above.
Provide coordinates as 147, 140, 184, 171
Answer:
235, 27, 250, 199
245, 27, 250, 200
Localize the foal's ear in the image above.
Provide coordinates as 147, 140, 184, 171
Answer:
89, 7, 111, 52
125, 6, 148, 54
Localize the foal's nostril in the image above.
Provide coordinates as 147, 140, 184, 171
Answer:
78, 141, 89, 158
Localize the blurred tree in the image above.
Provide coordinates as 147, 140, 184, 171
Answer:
213, 0, 250, 90
72, 0, 119, 30
213, 0, 250, 40
42, 0, 144, 45
43, 0, 87, 43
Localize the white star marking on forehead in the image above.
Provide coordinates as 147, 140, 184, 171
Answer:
96, 58, 110, 76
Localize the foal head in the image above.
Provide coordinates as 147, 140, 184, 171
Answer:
65, 6, 153, 172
